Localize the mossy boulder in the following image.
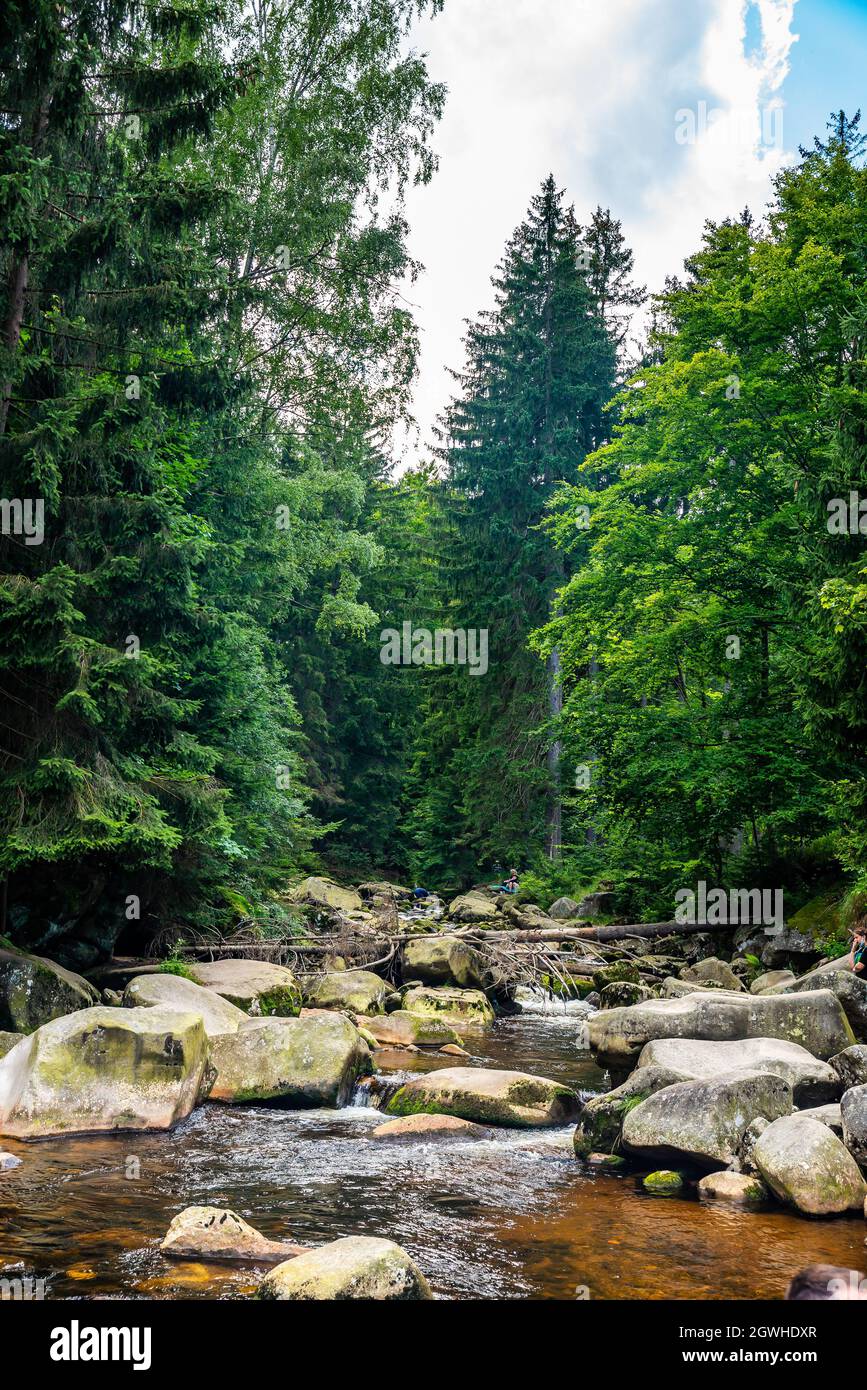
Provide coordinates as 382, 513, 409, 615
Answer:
680, 957, 744, 992
401, 985, 495, 1027
830, 1045, 867, 1090
767, 961, 867, 1039
401, 936, 486, 990
592, 961, 640, 991
753, 1114, 867, 1215
385, 1065, 579, 1128
0, 947, 98, 1034
696, 1171, 767, 1205
622, 1072, 793, 1169
288, 877, 363, 913
358, 1010, 461, 1049
841, 1083, 867, 1168
0, 1005, 212, 1138
447, 892, 499, 924
303, 970, 390, 1016
643, 1170, 683, 1195
186, 959, 301, 1017
258, 1236, 432, 1301
549, 897, 581, 920
750, 970, 796, 995
635, 1036, 841, 1106
161, 1206, 305, 1263
599, 981, 655, 1009
123, 973, 248, 1038
208, 1013, 371, 1106
573, 1064, 678, 1156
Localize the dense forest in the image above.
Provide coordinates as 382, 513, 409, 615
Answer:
2, 0, 867, 968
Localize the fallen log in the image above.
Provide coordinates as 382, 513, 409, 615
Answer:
462, 920, 729, 944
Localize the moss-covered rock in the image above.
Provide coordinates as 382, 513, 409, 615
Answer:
622, 1072, 793, 1168
599, 981, 655, 1009
573, 1065, 678, 1156
447, 892, 499, 924
359, 1010, 461, 1049
401, 936, 486, 990
123, 973, 248, 1038
303, 970, 390, 1016
680, 957, 744, 992
754, 1114, 867, 1215
401, 985, 495, 1027
186, 959, 301, 1017
696, 1171, 767, 1204
385, 1065, 579, 1128
258, 1236, 432, 1301
0, 1005, 212, 1138
288, 877, 363, 914
592, 961, 640, 991
209, 1013, 371, 1106
0, 948, 98, 1033
643, 1170, 683, 1194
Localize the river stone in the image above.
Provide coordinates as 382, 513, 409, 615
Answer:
401, 985, 495, 1027
697, 1171, 768, 1204
0, 1032, 23, 1060
767, 962, 867, 1039
303, 970, 389, 1016
385, 1066, 579, 1129
0, 1006, 212, 1138
634, 1037, 840, 1106
681, 958, 744, 992
588, 989, 855, 1072
358, 1011, 461, 1048
0, 948, 99, 1034
258, 1235, 432, 1301
123, 973, 248, 1038
599, 981, 656, 1009
447, 892, 500, 924
643, 1170, 683, 1194
592, 961, 639, 991
660, 977, 715, 997
740, 1116, 770, 1173
208, 1013, 371, 1106
790, 1103, 843, 1137
401, 936, 486, 990
549, 897, 581, 919
830, 1045, 867, 1090
161, 1205, 306, 1263
621, 1072, 792, 1169
370, 1114, 493, 1142
186, 959, 301, 1017
573, 1064, 681, 1156
288, 877, 363, 913
0, 1150, 22, 1170
753, 1114, 867, 1215
751, 970, 796, 995
841, 1084, 867, 1168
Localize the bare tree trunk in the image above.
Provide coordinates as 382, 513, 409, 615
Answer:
546, 645, 562, 860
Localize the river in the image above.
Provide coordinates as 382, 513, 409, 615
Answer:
1, 1013, 863, 1299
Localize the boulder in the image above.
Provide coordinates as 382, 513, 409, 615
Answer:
303, 970, 389, 1016
401, 936, 486, 990
681, 958, 744, 992
634, 1037, 840, 1106
622, 1071, 792, 1169
593, 961, 639, 991
750, 970, 796, 995
841, 1084, 867, 1168
208, 1013, 371, 1106
790, 1103, 843, 1137
186, 959, 301, 1017
643, 1170, 683, 1194
357, 881, 412, 904
123, 973, 248, 1038
761, 926, 820, 969
0, 1032, 23, 1060
599, 981, 656, 1009
0, 1006, 212, 1138
634, 955, 686, 979
767, 961, 867, 1039
573, 1064, 680, 1155
739, 1115, 770, 1173
575, 890, 616, 918
370, 1114, 493, 1142
588, 989, 855, 1073
549, 897, 581, 920
401, 986, 494, 1027
447, 892, 499, 924
160, 1206, 305, 1263
258, 1236, 432, 1301
385, 1066, 579, 1128
358, 1011, 461, 1049
0, 948, 98, 1033
697, 1171, 767, 1204
0, 1150, 21, 1171
288, 877, 363, 913
830, 1045, 867, 1090
661, 977, 712, 997
753, 1115, 867, 1215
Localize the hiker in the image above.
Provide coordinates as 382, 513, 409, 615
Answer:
503, 868, 519, 894
412, 884, 430, 901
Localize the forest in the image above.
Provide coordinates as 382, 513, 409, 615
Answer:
2, 0, 867, 971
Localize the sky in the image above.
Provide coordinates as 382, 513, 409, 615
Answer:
395, 0, 867, 461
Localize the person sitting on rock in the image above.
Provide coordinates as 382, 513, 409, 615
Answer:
849, 927, 866, 973
412, 884, 430, 901
503, 868, 519, 894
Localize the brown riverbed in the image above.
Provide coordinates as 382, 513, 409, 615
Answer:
1, 1015, 864, 1300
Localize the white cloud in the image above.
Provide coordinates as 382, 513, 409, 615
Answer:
395, 0, 799, 462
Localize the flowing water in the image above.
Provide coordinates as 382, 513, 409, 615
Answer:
1, 1014, 864, 1300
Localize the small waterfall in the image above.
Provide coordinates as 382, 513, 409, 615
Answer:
513, 985, 595, 1018
349, 1073, 406, 1109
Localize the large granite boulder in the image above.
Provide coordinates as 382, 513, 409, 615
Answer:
753, 1114, 867, 1215
258, 1236, 432, 1301
634, 1037, 840, 1106
750, 970, 796, 995
303, 970, 390, 1016
830, 1045, 867, 1090
123, 973, 248, 1038
208, 1013, 371, 1106
573, 1064, 680, 1156
401, 985, 494, 1027
186, 959, 301, 1017
549, 897, 581, 920
160, 1206, 305, 1263
447, 892, 499, 924
401, 936, 486, 990
288, 877, 363, 913
680, 957, 744, 991
0, 1006, 211, 1138
696, 1171, 767, 1204
588, 989, 854, 1073
841, 1084, 867, 1168
358, 1011, 461, 1049
621, 1072, 792, 1168
0, 948, 98, 1033
385, 1066, 579, 1128
766, 961, 867, 1039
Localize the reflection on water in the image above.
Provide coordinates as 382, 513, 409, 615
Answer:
0, 1015, 864, 1300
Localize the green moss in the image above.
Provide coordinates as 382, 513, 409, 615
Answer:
643, 1170, 684, 1195
159, 959, 196, 981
